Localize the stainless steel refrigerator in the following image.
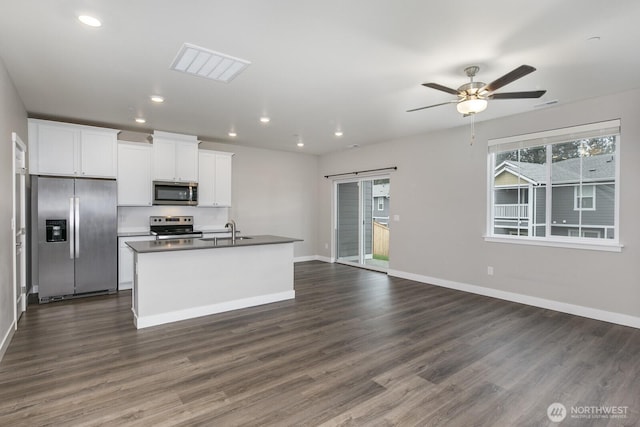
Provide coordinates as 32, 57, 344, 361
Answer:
31, 176, 117, 303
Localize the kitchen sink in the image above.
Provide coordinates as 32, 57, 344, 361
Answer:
200, 236, 253, 242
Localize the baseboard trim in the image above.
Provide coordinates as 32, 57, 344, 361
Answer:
388, 269, 640, 329
135, 290, 296, 329
0, 322, 16, 363
294, 255, 333, 263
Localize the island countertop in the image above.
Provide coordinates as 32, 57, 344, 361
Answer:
126, 235, 302, 254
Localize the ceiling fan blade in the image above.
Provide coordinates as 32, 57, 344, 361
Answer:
422, 83, 460, 95
480, 65, 536, 93
406, 100, 458, 112
488, 90, 547, 99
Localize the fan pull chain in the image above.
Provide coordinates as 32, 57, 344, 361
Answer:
470, 113, 476, 145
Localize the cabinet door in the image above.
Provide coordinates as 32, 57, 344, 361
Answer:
175, 142, 199, 182
152, 139, 177, 181
118, 236, 155, 290
80, 129, 117, 178
35, 123, 78, 175
197, 151, 216, 206
214, 153, 233, 207
118, 245, 134, 290
118, 143, 152, 206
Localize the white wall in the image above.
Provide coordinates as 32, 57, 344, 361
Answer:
0, 56, 28, 360
318, 89, 640, 322
199, 141, 318, 258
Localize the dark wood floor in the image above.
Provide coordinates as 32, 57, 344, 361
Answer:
1, 261, 638, 426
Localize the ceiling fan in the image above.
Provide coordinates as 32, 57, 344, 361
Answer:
407, 64, 546, 115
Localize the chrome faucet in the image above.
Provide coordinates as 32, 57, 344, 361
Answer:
225, 219, 237, 243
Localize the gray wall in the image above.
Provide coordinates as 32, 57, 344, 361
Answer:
318, 88, 640, 318
199, 141, 318, 258
0, 56, 27, 357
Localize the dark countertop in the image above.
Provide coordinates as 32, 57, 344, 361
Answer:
118, 230, 152, 238
126, 235, 302, 254
117, 228, 238, 238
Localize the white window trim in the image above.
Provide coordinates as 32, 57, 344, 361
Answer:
377, 198, 384, 211
486, 120, 621, 252
573, 185, 596, 211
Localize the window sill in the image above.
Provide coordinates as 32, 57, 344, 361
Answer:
483, 235, 623, 252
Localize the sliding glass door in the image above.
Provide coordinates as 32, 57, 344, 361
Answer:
335, 177, 390, 271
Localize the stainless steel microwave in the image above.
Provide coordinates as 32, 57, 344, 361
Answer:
153, 181, 198, 206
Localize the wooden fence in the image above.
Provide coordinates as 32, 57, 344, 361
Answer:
373, 221, 389, 258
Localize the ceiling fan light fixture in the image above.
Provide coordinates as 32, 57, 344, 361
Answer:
457, 98, 488, 115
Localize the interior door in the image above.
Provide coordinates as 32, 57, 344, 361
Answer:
13, 132, 27, 321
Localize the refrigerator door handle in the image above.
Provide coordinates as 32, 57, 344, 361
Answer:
75, 197, 80, 258
69, 197, 75, 259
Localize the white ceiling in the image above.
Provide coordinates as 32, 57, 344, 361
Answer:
1, 1, 639, 155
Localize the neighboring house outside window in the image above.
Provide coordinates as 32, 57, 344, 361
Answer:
574, 185, 595, 211
487, 120, 620, 249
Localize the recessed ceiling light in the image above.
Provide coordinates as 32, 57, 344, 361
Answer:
135, 118, 146, 124
260, 117, 270, 124
228, 131, 237, 137
150, 95, 164, 103
334, 131, 344, 137
297, 142, 304, 147
78, 15, 102, 27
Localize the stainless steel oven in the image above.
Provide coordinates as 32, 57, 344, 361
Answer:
149, 216, 203, 239
153, 181, 198, 206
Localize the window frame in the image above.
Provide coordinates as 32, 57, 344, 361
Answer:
485, 120, 622, 252
574, 185, 596, 211
377, 198, 384, 211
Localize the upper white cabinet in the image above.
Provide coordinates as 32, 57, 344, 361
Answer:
198, 150, 234, 207
152, 131, 199, 182
117, 142, 152, 206
28, 119, 118, 178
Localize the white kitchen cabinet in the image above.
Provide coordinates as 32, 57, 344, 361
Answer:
118, 235, 155, 290
117, 142, 152, 206
152, 131, 199, 182
28, 119, 118, 178
198, 150, 234, 207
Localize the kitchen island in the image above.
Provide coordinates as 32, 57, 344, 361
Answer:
126, 235, 301, 329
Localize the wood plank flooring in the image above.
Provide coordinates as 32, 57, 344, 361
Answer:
1, 261, 639, 426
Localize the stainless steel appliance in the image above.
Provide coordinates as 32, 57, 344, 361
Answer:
31, 176, 117, 303
150, 216, 203, 239
153, 181, 198, 206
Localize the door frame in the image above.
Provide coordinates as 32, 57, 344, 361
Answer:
332, 174, 390, 273
12, 132, 27, 328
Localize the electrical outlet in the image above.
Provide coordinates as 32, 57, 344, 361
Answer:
487, 266, 494, 276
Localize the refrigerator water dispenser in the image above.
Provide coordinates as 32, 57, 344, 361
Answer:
45, 219, 67, 242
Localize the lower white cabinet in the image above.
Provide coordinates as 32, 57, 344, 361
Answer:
118, 235, 154, 290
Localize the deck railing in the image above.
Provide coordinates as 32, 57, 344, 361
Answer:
494, 204, 529, 219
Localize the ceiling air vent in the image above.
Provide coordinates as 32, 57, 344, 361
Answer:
170, 43, 250, 83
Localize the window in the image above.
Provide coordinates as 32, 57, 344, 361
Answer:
487, 120, 620, 249
574, 185, 595, 211
378, 198, 384, 211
